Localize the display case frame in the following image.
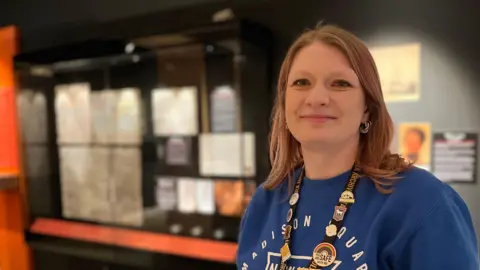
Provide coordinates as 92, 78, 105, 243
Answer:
15, 16, 273, 269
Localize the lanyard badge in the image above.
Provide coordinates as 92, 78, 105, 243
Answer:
280, 164, 361, 270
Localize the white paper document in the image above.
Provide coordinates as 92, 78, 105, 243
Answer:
115, 88, 142, 144
17, 90, 48, 144
59, 146, 91, 220
195, 179, 215, 215
210, 86, 238, 132
176, 178, 197, 213
111, 147, 143, 226
151, 87, 198, 136
166, 137, 191, 165
55, 83, 92, 144
90, 90, 118, 144
87, 146, 113, 223
156, 177, 177, 211
199, 132, 256, 177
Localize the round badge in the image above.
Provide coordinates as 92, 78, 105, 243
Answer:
286, 208, 293, 222
289, 192, 299, 206
312, 242, 336, 267
325, 224, 337, 237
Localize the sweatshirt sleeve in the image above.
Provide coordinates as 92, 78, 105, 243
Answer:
395, 188, 479, 270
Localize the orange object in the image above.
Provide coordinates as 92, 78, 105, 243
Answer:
0, 25, 32, 270
31, 218, 238, 263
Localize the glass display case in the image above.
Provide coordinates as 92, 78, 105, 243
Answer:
15, 19, 273, 267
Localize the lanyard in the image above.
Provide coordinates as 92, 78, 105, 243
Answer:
280, 164, 361, 270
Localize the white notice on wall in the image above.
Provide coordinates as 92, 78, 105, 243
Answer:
199, 132, 256, 177
152, 87, 198, 136
433, 132, 478, 183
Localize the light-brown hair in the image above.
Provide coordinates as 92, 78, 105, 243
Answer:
264, 24, 411, 193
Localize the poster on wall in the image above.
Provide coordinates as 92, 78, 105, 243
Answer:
55, 83, 92, 144
210, 85, 238, 132
199, 132, 256, 177
214, 180, 244, 217
152, 87, 198, 136
398, 122, 431, 171
432, 132, 477, 183
369, 43, 421, 103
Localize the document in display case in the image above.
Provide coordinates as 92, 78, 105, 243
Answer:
55, 83, 92, 144
90, 90, 118, 144
152, 87, 198, 137
17, 90, 48, 144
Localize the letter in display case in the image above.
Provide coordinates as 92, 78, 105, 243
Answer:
151, 86, 198, 136
88, 146, 112, 223
195, 179, 215, 215
199, 133, 255, 177
17, 90, 48, 144
55, 83, 92, 144
210, 85, 238, 132
155, 176, 177, 211
166, 137, 191, 166
176, 178, 197, 214
59, 146, 91, 220
111, 147, 143, 226
90, 90, 118, 144
116, 88, 142, 144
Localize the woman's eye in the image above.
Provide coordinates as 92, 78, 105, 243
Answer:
291, 79, 310, 87
332, 80, 352, 88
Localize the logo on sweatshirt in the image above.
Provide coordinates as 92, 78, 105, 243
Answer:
239, 214, 368, 270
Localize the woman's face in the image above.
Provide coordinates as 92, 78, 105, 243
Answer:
285, 42, 368, 147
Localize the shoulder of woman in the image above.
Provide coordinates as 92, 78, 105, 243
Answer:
392, 166, 455, 200
385, 166, 470, 227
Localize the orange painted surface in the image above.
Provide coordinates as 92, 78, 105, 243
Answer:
30, 218, 239, 263
0, 25, 32, 270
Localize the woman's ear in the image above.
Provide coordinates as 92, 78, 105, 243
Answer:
362, 106, 369, 122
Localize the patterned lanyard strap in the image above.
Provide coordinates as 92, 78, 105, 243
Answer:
280, 164, 362, 270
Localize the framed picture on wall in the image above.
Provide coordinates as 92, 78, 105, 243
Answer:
370, 43, 421, 103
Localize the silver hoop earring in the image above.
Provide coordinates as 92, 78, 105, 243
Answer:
360, 121, 371, 134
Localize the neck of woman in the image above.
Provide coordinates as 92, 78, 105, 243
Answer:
301, 138, 359, 180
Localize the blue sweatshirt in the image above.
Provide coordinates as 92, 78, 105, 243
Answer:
236, 166, 479, 270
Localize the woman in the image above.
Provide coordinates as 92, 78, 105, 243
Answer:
236, 24, 479, 270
